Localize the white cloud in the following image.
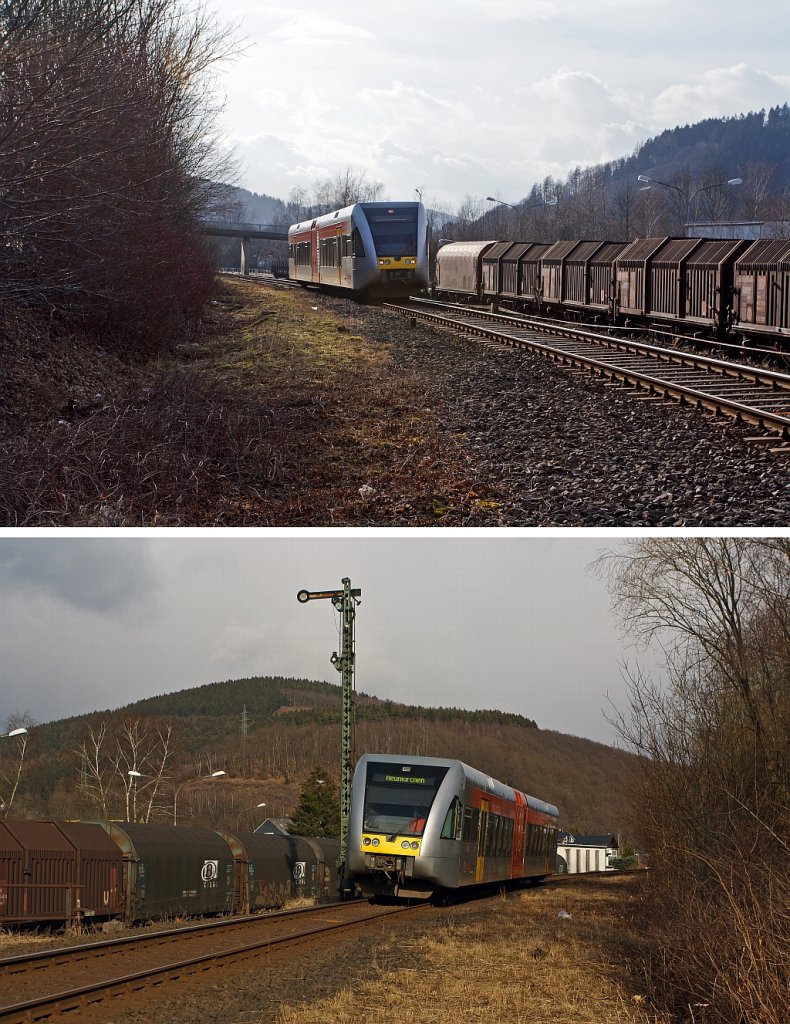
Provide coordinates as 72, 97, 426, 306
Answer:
652, 65, 790, 125
214, 2, 790, 207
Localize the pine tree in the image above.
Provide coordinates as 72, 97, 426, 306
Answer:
289, 766, 340, 838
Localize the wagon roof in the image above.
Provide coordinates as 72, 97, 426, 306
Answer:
591, 241, 629, 262
652, 238, 704, 263
437, 240, 500, 259
686, 238, 750, 264
518, 242, 552, 261
617, 237, 675, 263
737, 238, 790, 267
482, 241, 515, 261
501, 242, 533, 261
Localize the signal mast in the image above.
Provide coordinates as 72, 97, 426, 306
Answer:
296, 577, 361, 897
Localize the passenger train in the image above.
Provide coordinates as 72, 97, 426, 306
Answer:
288, 201, 429, 297
346, 753, 559, 900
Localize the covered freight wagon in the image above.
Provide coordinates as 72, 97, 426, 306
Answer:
434, 240, 499, 299
96, 822, 236, 921
733, 239, 790, 337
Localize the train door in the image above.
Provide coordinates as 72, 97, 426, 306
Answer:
311, 223, 319, 283
335, 228, 343, 286
475, 799, 489, 882
512, 806, 526, 878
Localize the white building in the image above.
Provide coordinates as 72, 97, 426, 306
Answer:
556, 831, 619, 873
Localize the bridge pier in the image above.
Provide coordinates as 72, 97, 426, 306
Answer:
240, 237, 251, 277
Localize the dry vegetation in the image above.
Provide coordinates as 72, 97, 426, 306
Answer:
0, 277, 501, 525
599, 539, 789, 1024
274, 876, 655, 1024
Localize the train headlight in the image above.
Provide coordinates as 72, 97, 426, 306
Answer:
372, 838, 380, 847
401, 840, 411, 849
363, 837, 371, 846
410, 841, 419, 850
384, 259, 391, 265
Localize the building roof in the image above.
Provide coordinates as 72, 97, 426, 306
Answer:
558, 831, 618, 848
253, 817, 291, 837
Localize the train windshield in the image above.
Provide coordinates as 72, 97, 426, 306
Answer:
363, 206, 418, 257
363, 761, 448, 837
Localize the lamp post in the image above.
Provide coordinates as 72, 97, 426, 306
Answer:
1, 727, 28, 818
173, 770, 226, 826
486, 196, 558, 239
485, 196, 558, 211
127, 769, 143, 823
637, 174, 742, 235
236, 801, 266, 831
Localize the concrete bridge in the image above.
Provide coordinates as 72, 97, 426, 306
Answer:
202, 219, 289, 275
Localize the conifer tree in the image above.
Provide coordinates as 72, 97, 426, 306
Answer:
289, 766, 340, 838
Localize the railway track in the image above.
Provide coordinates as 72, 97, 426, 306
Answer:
385, 298, 790, 446
0, 901, 415, 1022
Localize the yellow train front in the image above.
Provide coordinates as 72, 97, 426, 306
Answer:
346, 753, 559, 900
288, 201, 428, 298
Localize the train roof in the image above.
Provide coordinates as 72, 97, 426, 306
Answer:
289, 200, 422, 234
356, 752, 559, 818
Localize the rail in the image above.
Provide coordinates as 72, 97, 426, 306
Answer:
385, 300, 790, 443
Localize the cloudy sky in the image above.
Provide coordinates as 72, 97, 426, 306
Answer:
0, 535, 658, 747
215, 0, 790, 209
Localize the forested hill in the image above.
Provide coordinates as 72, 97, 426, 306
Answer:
620, 106, 790, 187
10, 675, 633, 835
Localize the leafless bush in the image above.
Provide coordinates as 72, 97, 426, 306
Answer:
0, 369, 280, 525
0, 0, 235, 350
596, 539, 789, 1024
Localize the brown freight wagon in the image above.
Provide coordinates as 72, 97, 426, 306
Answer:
645, 238, 705, 322
499, 243, 533, 301
587, 242, 629, 316
541, 240, 606, 307
54, 821, 124, 920
684, 239, 750, 334
615, 237, 669, 317
0, 821, 75, 921
0, 824, 24, 920
518, 243, 552, 306
482, 241, 516, 298
733, 239, 790, 338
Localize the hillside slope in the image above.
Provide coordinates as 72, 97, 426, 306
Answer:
8, 674, 634, 835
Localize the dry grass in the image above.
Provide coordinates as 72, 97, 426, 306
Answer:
0, 276, 502, 526
276, 875, 663, 1024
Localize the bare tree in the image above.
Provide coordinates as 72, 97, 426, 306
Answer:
0, 0, 237, 350
75, 720, 113, 817
310, 166, 384, 213
595, 538, 789, 1024
0, 712, 34, 817
75, 714, 177, 821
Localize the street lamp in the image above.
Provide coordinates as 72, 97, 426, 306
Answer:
486, 196, 558, 210
173, 770, 225, 826
236, 801, 267, 830
637, 174, 742, 234
4, 728, 28, 738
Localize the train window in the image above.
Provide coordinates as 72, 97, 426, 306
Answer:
352, 229, 365, 258
363, 761, 449, 837
462, 806, 478, 843
441, 797, 461, 840
363, 204, 418, 257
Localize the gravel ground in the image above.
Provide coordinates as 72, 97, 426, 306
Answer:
319, 293, 789, 527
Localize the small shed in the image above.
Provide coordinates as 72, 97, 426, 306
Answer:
556, 832, 618, 874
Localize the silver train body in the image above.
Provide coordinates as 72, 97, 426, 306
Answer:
346, 753, 559, 900
288, 201, 429, 297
